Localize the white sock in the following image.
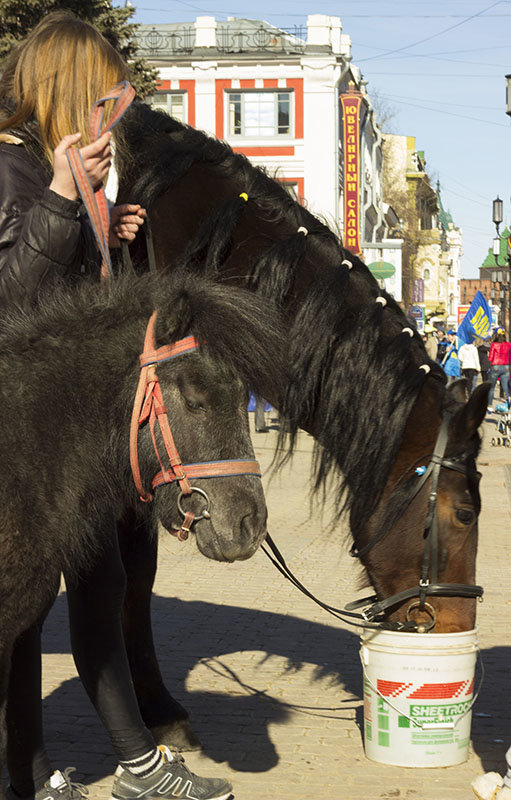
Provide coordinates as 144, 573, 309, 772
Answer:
120, 747, 164, 779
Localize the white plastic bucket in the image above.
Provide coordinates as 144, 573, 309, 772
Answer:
360, 627, 479, 767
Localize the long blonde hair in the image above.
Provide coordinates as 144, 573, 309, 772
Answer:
0, 10, 130, 164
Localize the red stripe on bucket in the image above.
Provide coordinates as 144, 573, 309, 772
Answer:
377, 680, 413, 697
407, 681, 467, 699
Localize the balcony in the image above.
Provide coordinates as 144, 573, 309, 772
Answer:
135, 26, 195, 57
134, 23, 307, 59
216, 24, 306, 54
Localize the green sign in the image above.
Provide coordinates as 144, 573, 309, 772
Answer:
367, 260, 396, 279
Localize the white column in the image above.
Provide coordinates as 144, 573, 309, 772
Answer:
194, 16, 217, 48
302, 62, 339, 227
306, 15, 331, 47
192, 63, 217, 137
330, 17, 343, 54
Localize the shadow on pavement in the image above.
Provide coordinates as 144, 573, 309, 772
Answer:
42, 593, 361, 777
42, 597, 510, 778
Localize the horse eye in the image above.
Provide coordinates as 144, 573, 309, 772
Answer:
455, 508, 475, 525
184, 396, 206, 412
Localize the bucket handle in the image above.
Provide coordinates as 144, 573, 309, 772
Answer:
360, 648, 484, 731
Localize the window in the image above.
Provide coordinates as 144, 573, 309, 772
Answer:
149, 92, 186, 123
227, 91, 292, 137
423, 268, 430, 280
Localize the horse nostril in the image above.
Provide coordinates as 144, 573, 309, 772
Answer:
240, 513, 255, 541
239, 510, 266, 551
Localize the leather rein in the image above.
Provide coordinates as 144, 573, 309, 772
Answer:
66, 80, 135, 281
129, 311, 262, 540
263, 412, 483, 632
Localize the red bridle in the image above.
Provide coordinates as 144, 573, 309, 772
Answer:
129, 311, 262, 540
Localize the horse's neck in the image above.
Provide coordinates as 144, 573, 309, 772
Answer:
388, 379, 444, 486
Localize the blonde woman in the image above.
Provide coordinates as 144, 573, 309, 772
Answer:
0, 12, 231, 800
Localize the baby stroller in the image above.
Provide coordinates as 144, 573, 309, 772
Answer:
491, 401, 511, 447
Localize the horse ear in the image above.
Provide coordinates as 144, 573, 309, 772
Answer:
450, 382, 491, 441
446, 377, 468, 404
157, 295, 193, 342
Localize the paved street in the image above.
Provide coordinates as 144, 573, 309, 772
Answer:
36, 409, 511, 800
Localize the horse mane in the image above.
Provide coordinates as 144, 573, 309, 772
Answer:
0, 271, 288, 408
119, 103, 449, 533
118, 102, 339, 249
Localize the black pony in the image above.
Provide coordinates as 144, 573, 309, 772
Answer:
111, 102, 489, 747
0, 269, 286, 768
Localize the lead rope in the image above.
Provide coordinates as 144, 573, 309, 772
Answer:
65, 80, 135, 280
261, 533, 416, 631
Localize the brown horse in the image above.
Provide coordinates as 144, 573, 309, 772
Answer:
111, 102, 489, 748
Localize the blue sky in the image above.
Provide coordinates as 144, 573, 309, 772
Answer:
118, 0, 511, 278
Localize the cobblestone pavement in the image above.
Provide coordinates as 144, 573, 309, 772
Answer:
33, 410, 511, 800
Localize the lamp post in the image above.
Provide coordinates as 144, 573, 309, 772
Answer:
491, 196, 511, 335
493, 196, 503, 234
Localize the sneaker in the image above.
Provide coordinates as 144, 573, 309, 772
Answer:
110, 746, 232, 800
6, 769, 88, 800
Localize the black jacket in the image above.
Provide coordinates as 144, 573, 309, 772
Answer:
477, 342, 491, 372
0, 131, 100, 311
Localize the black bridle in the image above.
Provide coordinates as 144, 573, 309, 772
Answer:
263, 412, 483, 632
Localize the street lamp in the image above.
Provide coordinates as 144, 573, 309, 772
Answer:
491, 196, 511, 335
506, 74, 511, 117
493, 196, 503, 234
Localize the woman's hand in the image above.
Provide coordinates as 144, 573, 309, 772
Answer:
49, 131, 113, 201
109, 204, 146, 248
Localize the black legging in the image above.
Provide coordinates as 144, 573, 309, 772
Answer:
7, 520, 154, 797
462, 368, 478, 393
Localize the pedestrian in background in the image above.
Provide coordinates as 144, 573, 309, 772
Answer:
254, 395, 269, 432
423, 325, 438, 361
458, 340, 481, 394
435, 328, 448, 364
487, 328, 511, 410
441, 329, 461, 384
476, 336, 491, 383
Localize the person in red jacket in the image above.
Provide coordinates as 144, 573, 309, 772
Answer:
487, 328, 511, 410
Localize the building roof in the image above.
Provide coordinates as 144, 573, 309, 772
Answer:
480, 226, 510, 269
436, 181, 455, 231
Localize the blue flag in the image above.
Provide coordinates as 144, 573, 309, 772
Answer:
457, 291, 492, 344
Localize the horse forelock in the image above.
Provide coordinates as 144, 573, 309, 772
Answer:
153, 271, 288, 404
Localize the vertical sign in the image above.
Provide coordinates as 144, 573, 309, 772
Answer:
340, 91, 362, 255
457, 305, 470, 326
412, 278, 424, 303
409, 304, 426, 334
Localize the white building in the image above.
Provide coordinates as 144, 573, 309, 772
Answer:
134, 14, 402, 299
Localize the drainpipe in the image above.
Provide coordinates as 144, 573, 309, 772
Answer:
358, 81, 369, 251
